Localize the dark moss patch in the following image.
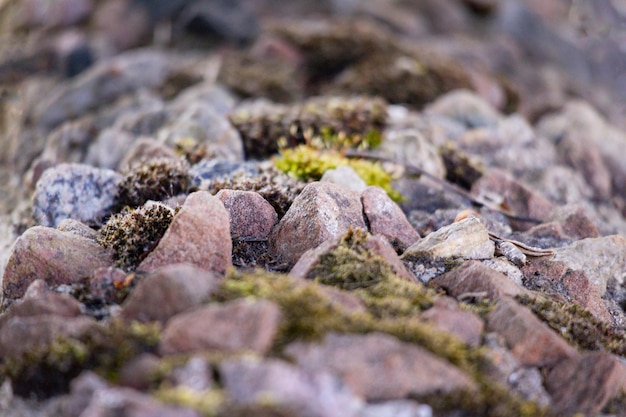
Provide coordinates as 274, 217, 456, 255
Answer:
98, 203, 174, 270
232, 238, 286, 272
439, 142, 484, 190
516, 293, 626, 355
116, 158, 193, 208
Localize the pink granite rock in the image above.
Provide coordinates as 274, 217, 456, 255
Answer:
138, 191, 232, 274
216, 189, 278, 239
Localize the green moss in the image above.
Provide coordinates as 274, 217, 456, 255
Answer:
516, 293, 626, 355
274, 145, 402, 201
116, 158, 193, 208
98, 202, 174, 271
155, 387, 226, 417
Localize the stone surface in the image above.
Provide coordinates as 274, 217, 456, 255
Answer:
486, 297, 579, 367
122, 264, 222, 323
269, 182, 367, 268
320, 165, 367, 192
545, 352, 626, 415
216, 189, 278, 240
425, 89, 501, 129
430, 260, 525, 301
552, 235, 626, 295
2, 226, 113, 301
160, 299, 282, 355
220, 356, 362, 417
361, 400, 433, 417
137, 191, 232, 274
420, 297, 484, 346
118, 137, 180, 171
377, 128, 446, 179
56, 218, 98, 240
286, 332, 477, 400
362, 186, 420, 253
32, 163, 122, 227
402, 217, 494, 260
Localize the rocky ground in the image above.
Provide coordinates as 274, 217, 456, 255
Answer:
0, 0, 626, 416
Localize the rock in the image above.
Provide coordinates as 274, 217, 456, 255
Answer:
430, 260, 525, 301
0, 315, 96, 360
117, 353, 162, 391
160, 299, 281, 355
32, 50, 172, 130
16, 0, 93, 29
481, 257, 524, 286
269, 182, 367, 268
216, 189, 277, 240
362, 186, 420, 253
471, 168, 555, 230
3, 226, 113, 301
419, 297, 484, 346
62, 372, 201, 417
545, 352, 626, 415
537, 165, 594, 205
219, 356, 362, 417
157, 102, 244, 162
169, 356, 213, 392
290, 232, 415, 282
361, 400, 433, 417
189, 159, 259, 186
486, 297, 578, 367
122, 264, 222, 323
56, 218, 98, 240
377, 129, 446, 179
549, 205, 599, 240
137, 191, 232, 274
321, 166, 367, 193
32, 163, 122, 227
286, 332, 477, 400
0, 280, 82, 328
402, 217, 494, 261
425, 89, 501, 129
117, 138, 180, 171
552, 235, 626, 295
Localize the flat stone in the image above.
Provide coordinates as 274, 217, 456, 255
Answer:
2, 226, 113, 301
420, 297, 484, 346
220, 356, 362, 417
486, 297, 579, 367
545, 352, 626, 415
138, 191, 232, 274
56, 218, 98, 240
269, 182, 367, 268
430, 260, 525, 301
286, 332, 477, 400
321, 166, 367, 192
471, 169, 555, 230
122, 264, 222, 323
33, 163, 122, 227
425, 89, 501, 129
160, 299, 281, 355
552, 235, 626, 295
402, 217, 494, 260
216, 189, 278, 239
362, 186, 420, 253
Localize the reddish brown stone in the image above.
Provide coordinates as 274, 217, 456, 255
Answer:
361, 186, 420, 253
286, 332, 477, 400
430, 260, 525, 300
138, 191, 232, 274
2, 226, 113, 301
486, 297, 578, 367
545, 352, 626, 415
216, 189, 278, 239
269, 182, 367, 268
160, 299, 282, 355
561, 270, 613, 324
420, 297, 484, 346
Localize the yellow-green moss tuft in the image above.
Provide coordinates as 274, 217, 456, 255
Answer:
155, 386, 226, 417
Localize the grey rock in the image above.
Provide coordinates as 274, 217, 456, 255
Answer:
33, 50, 172, 130
378, 128, 445, 179
56, 218, 98, 240
138, 191, 232, 274
321, 166, 367, 192
362, 186, 420, 253
402, 217, 494, 261
170, 83, 237, 117
33, 163, 122, 227
122, 264, 222, 323
169, 356, 213, 392
552, 235, 626, 295
425, 89, 501, 129
286, 332, 477, 400
360, 400, 433, 417
117, 137, 180, 172
481, 258, 524, 287
216, 189, 277, 239
117, 353, 162, 391
189, 159, 259, 186
160, 299, 282, 355
270, 182, 367, 268
220, 356, 362, 417
16, 0, 93, 29
3, 226, 113, 301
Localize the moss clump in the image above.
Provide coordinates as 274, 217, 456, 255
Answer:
205, 166, 305, 218
98, 202, 174, 270
116, 158, 192, 208
229, 96, 387, 159
274, 145, 402, 201
516, 293, 626, 355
